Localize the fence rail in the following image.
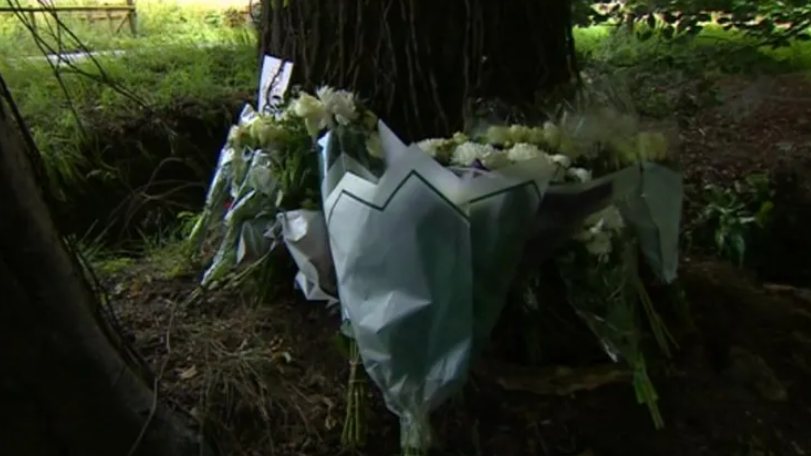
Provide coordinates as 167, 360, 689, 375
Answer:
0, 2, 138, 36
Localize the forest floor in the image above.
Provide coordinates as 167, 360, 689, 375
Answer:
98, 70, 811, 456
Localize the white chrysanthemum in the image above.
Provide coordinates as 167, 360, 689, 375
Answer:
585, 230, 613, 256
567, 167, 592, 182
550, 154, 571, 169
317, 86, 358, 126
291, 93, 328, 136
451, 141, 496, 166
506, 142, 546, 162
480, 150, 511, 170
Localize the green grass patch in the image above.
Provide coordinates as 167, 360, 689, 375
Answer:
0, 0, 255, 56
574, 23, 811, 74
1, 41, 257, 198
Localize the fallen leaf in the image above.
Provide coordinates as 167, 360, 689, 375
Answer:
178, 365, 198, 380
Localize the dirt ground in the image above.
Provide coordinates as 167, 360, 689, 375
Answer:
108, 72, 811, 456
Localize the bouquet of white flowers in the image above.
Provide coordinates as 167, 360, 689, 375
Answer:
191, 56, 685, 454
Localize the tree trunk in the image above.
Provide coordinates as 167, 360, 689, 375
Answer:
260, 0, 578, 142
0, 82, 210, 456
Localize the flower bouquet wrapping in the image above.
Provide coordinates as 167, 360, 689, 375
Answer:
534, 85, 683, 426
274, 209, 338, 303
413, 73, 684, 427
319, 120, 554, 453
189, 56, 302, 287
191, 54, 687, 453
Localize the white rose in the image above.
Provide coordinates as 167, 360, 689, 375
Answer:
452, 131, 470, 144
480, 150, 511, 170
584, 206, 624, 232
291, 93, 328, 136
527, 127, 546, 145
508, 124, 532, 143
567, 167, 592, 182
506, 143, 546, 163
550, 154, 571, 168
585, 230, 613, 256
417, 138, 445, 157
451, 142, 496, 166
317, 86, 358, 126
601, 206, 625, 231
485, 126, 511, 145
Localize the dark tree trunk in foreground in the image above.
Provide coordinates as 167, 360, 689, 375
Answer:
0, 85, 208, 455
261, 0, 578, 141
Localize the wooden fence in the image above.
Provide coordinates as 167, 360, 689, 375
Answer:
0, 2, 138, 36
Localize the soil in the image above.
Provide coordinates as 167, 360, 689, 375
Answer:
107, 72, 811, 456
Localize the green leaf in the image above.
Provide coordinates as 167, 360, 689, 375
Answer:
715, 228, 726, 252
755, 201, 774, 226
731, 233, 747, 266
637, 29, 654, 41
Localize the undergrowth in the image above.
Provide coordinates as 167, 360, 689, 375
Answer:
0, 0, 255, 56
2, 43, 256, 197
0, 0, 257, 203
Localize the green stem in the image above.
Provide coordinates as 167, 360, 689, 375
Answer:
341, 339, 367, 450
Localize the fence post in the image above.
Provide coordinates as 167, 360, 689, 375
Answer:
126, 0, 137, 35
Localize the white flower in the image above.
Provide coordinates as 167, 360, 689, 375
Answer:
485, 126, 511, 145
506, 142, 546, 163
248, 119, 287, 146
451, 141, 497, 166
637, 131, 668, 162
585, 230, 613, 256
543, 121, 561, 149
452, 131, 470, 144
600, 206, 625, 231
567, 167, 592, 182
227, 125, 241, 145
550, 154, 571, 169
508, 124, 532, 143
527, 127, 546, 145
480, 150, 511, 170
317, 86, 358, 126
291, 93, 328, 136
417, 138, 445, 157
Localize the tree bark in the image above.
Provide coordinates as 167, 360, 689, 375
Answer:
0, 82, 210, 456
260, 0, 578, 142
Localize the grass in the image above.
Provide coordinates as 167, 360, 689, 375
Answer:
0, 1, 258, 200
574, 24, 811, 74
0, 0, 254, 56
